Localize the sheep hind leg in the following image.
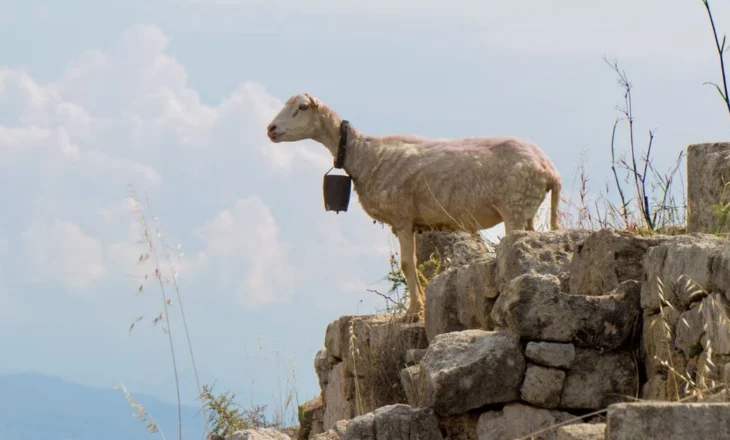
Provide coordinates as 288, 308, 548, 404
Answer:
396, 226, 423, 323
502, 212, 527, 235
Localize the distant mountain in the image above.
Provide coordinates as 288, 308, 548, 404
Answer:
0, 372, 206, 440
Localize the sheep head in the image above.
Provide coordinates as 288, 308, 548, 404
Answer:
266, 93, 324, 143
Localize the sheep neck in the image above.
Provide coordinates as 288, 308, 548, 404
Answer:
312, 109, 374, 182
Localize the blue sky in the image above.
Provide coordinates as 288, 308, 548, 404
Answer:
1, 0, 730, 426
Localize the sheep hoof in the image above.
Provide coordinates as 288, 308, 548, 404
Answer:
401, 312, 422, 324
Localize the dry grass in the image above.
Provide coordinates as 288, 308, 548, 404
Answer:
651, 275, 730, 401
344, 314, 428, 416
122, 187, 195, 440
115, 383, 167, 439
117, 188, 300, 439
558, 57, 687, 235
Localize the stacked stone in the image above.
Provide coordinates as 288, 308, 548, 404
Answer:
299, 225, 730, 440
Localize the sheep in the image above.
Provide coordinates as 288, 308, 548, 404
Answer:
266, 93, 562, 322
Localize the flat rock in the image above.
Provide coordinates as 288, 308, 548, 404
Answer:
555, 423, 605, 440
228, 429, 291, 440
525, 342, 576, 368
491, 273, 641, 350
606, 402, 730, 440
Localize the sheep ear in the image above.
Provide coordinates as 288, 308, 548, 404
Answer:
304, 93, 320, 108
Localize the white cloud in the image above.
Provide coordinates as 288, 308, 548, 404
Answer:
0, 23, 393, 318
194, 196, 294, 306
21, 219, 106, 291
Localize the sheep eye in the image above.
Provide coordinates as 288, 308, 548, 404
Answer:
299, 104, 309, 111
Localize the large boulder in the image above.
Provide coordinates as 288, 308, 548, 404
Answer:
402, 330, 525, 416
476, 403, 577, 440
560, 348, 638, 410
569, 229, 665, 296
491, 274, 641, 350
341, 404, 443, 440
606, 402, 730, 440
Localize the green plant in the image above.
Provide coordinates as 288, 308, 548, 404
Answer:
370, 249, 443, 315
199, 384, 274, 436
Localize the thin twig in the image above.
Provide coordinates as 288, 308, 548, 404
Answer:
610, 118, 630, 227
702, 0, 730, 119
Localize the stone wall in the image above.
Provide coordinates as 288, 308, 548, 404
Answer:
296, 228, 730, 440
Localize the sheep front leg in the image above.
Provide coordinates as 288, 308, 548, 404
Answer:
396, 226, 424, 323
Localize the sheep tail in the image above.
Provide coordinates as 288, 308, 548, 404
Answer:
549, 177, 561, 230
